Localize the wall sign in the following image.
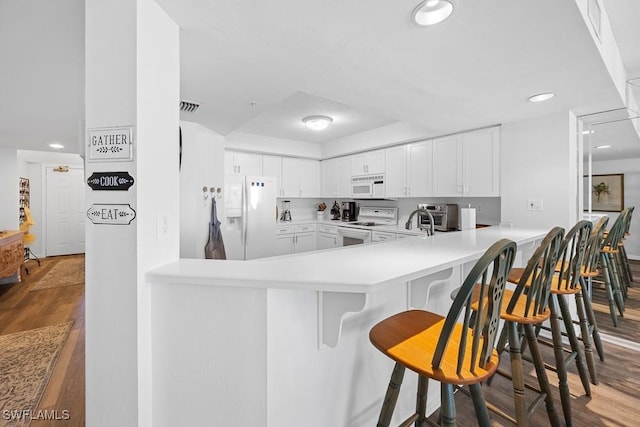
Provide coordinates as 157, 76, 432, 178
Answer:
88, 126, 134, 162
87, 172, 135, 191
87, 204, 136, 225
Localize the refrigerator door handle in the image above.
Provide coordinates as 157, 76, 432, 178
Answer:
242, 178, 248, 254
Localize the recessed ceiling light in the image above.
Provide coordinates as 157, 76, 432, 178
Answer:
595, 145, 611, 149
528, 92, 555, 102
302, 115, 333, 131
412, 0, 454, 26
49, 143, 64, 149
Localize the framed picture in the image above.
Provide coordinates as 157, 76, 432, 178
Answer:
584, 174, 624, 212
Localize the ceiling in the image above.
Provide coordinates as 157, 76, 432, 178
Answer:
1, 0, 639, 160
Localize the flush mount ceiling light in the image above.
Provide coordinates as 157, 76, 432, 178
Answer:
528, 92, 555, 102
412, 0, 454, 26
302, 115, 333, 131
49, 143, 64, 149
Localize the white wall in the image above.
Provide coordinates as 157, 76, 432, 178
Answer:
0, 147, 18, 229
179, 121, 225, 258
85, 1, 179, 426
226, 131, 322, 159
501, 111, 578, 230
591, 157, 640, 259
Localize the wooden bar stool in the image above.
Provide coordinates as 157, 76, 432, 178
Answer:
369, 239, 517, 427
480, 227, 564, 427
575, 216, 609, 377
507, 220, 593, 427
599, 212, 627, 326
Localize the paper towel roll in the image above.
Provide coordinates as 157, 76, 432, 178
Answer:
460, 207, 476, 230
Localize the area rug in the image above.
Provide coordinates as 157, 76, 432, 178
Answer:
0, 322, 73, 426
30, 257, 84, 291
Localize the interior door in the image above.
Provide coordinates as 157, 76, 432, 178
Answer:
46, 166, 86, 256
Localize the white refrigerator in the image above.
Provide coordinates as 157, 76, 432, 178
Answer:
223, 175, 277, 260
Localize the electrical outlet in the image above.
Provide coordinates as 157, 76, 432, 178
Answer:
527, 199, 544, 211
476, 204, 482, 213
157, 212, 169, 240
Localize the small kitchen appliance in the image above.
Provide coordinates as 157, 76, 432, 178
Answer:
280, 200, 292, 222
417, 203, 458, 232
330, 201, 341, 220
341, 201, 357, 222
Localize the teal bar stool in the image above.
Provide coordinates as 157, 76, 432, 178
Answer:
369, 239, 517, 427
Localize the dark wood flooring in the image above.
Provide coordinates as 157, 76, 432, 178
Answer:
0, 255, 85, 426
1, 257, 639, 426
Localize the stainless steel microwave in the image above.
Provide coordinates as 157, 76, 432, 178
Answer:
351, 174, 385, 198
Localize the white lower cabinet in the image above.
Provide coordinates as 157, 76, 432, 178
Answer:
372, 230, 396, 243
317, 224, 338, 249
275, 224, 317, 255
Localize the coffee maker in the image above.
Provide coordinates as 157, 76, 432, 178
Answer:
341, 201, 356, 222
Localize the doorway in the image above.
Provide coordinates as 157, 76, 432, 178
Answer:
45, 166, 86, 256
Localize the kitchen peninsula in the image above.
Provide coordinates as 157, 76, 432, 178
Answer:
146, 226, 547, 427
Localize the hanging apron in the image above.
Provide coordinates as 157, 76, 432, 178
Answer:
204, 198, 227, 260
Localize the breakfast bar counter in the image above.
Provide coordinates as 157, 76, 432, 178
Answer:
146, 226, 547, 427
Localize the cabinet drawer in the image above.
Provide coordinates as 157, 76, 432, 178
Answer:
372, 231, 396, 242
317, 224, 337, 235
294, 224, 316, 233
275, 225, 294, 235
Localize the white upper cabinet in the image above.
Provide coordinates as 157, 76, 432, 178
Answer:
321, 158, 337, 197
263, 154, 284, 196
432, 127, 500, 197
282, 157, 320, 198
322, 157, 352, 197
385, 145, 408, 197
224, 151, 262, 176
432, 134, 462, 196
462, 127, 500, 196
385, 140, 433, 198
351, 149, 385, 176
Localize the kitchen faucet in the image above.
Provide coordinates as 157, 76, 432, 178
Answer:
405, 208, 435, 236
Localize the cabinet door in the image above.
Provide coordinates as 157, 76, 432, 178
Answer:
299, 159, 320, 197
317, 233, 338, 250
225, 151, 262, 176
263, 155, 283, 196
321, 158, 337, 197
294, 232, 316, 253
275, 234, 294, 255
282, 158, 320, 198
385, 145, 407, 197
224, 151, 237, 175
366, 149, 386, 175
281, 157, 301, 197
432, 135, 462, 196
351, 154, 367, 176
462, 127, 500, 196
336, 157, 352, 197
407, 140, 432, 197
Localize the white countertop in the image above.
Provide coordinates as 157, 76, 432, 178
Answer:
146, 226, 547, 293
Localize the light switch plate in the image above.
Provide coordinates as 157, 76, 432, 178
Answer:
157, 212, 169, 240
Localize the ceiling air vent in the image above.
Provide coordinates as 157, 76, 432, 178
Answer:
179, 100, 200, 113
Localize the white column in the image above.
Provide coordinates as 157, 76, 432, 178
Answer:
85, 1, 179, 425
